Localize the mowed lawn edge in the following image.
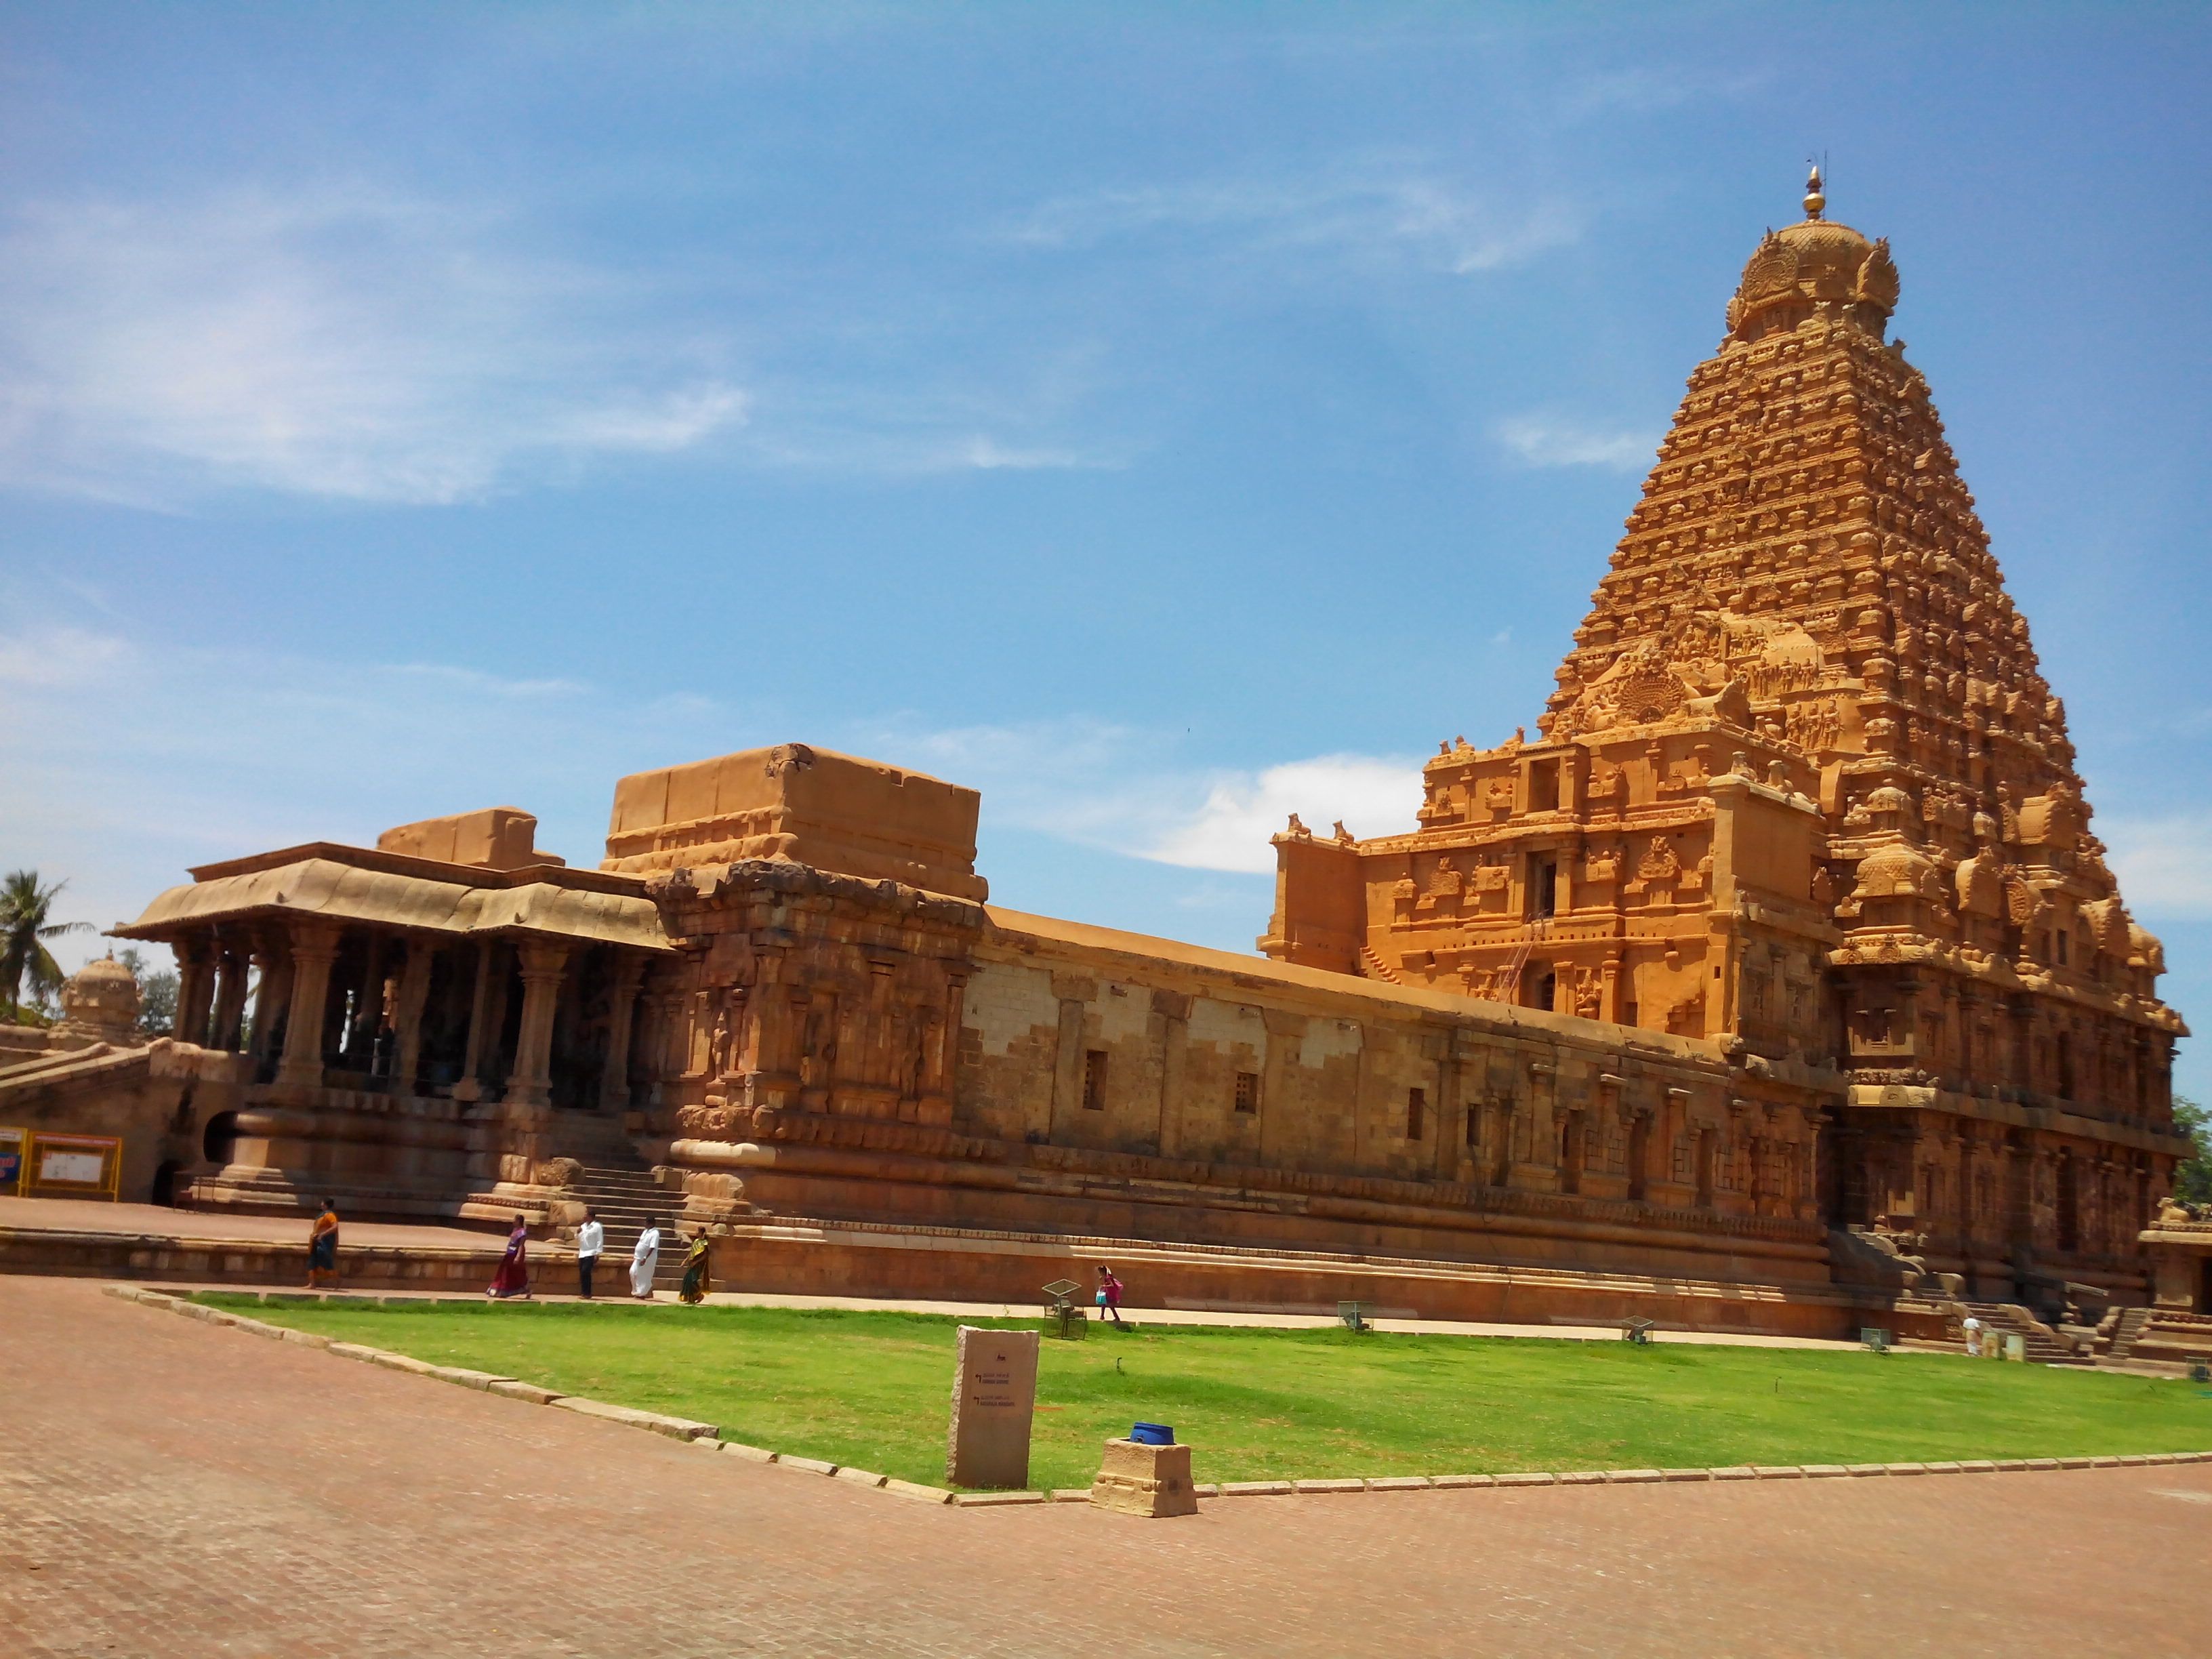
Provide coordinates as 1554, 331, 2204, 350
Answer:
194, 1296, 2212, 1492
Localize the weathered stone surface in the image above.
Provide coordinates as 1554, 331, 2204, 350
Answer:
945, 1326, 1038, 1492
486, 1380, 561, 1405
1090, 1439, 1198, 1518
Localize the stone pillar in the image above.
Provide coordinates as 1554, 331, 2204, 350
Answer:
1645, 1086, 1695, 1208
276, 922, 342, 1088
1047, 974, 1096, 1141
392, 942, 435, 1096
173, 937, 216, 1047
349, 933, 390, 1066
598, 953, 647, 1111
1433, 1053, 1462, 1182
1509, 1058, 1560, 1191
504, 941, 570, 1108
1151, 989, 1190, 1158
460, 941, 507, 1094
918, 970, 967, 1128
247, 935, 291, 1063
1259, 1009, 1306, 1170
207, 941, 251, 1052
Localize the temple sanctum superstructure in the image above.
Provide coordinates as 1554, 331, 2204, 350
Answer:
3, 173, 2196, 1348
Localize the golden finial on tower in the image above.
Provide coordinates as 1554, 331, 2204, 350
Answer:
1803, 161, 1826, 220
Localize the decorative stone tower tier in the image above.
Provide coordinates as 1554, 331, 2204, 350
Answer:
1262, 170, 2189, 1293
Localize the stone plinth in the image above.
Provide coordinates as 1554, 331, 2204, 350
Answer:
1090, 1437, 1198, 1518
945, 1325, 1038, 1490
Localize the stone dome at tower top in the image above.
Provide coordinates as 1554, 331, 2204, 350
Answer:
1726, 167, 1900, 344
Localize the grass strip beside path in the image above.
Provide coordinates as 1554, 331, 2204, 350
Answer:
199, 1296, 2212, 1493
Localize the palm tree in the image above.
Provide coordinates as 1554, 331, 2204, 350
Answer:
1, 870, 91, 1018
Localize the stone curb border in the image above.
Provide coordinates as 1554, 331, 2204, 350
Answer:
112, 1288, 2212, 1512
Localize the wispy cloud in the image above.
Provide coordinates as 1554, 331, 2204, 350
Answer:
1496, 414, 1658, 471
0, 186, 749, 506
885, 719, 1422, 876
3, 619, 1417, 983
1142, 754, 1423, 874
1007, 167, 1580, 277
2104, 816, 2212, 920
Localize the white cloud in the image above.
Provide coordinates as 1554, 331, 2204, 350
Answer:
1008, 169, 1580, 277
876, 718, 1422, 876
1143, 754, 1424, 874
0, 187, 748, 506
1496, 415, 1658, 471
2105, 816, 2212, 920
2, 620, 1417, 987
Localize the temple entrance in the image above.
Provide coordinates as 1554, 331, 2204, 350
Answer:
150, 1158, 184, 1206
201, 1111, 239, 1166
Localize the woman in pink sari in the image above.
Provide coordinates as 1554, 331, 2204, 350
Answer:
487, 1214, 531, 1299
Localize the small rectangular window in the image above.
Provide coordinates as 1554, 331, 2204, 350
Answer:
1527, 758, 1560, 813
1233, 1071, 1260, 1114
1463, 1103, 1479, 1148
1530, 858, 1558, 919
1406, 1086, 1427, 1142
1082, 1049, 1108, 1111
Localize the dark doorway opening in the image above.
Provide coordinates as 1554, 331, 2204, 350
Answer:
201, 1111, 239, 1166
151, 1158, 184, 1207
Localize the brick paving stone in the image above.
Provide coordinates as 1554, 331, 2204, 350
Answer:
7, 1275, 2212, 1658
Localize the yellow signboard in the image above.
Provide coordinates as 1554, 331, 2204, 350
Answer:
24, 1132, 122, 1201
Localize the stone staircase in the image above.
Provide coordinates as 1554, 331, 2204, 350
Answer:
1357, 944, 1403, 985
1962, 1299, 2093, 1366
566, 1161, 689, 1292
2102, 1305, 2153, 1364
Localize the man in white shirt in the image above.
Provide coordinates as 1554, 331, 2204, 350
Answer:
631, 1218, 661, 1300
575, 1208, 605, 1300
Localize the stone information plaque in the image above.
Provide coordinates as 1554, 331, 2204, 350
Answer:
945, 1324, 1040, 1490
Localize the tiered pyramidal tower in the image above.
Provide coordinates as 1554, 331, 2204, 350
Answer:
1263, 171, 2186, 1283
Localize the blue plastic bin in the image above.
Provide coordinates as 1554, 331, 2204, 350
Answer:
1130, 1422, 1174, 1446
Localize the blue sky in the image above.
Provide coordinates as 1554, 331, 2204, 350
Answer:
5, 4, 2210, 1092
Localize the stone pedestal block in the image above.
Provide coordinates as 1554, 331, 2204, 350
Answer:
1090, 1437, 1198, 1518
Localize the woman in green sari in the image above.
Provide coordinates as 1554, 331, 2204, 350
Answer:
678, 1231, 712, 1305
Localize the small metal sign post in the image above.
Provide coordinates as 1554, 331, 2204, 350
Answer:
1621, 1317, 1656, 1345
1041, 1278, 1087, 1340
1860, 1327, 1891, 1354
1338, 1300, 1370, 1333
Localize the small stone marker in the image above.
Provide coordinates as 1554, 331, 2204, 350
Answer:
946, 1325, 1040, 1490
1090, 1437, 1198, 1517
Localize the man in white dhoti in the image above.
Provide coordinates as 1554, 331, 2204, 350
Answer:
630, 1217, 661, 1299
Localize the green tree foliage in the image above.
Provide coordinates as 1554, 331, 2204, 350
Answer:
1, 870, 90, 1019
115, 945, 179, 1038
2173, 1096, 2212, 1206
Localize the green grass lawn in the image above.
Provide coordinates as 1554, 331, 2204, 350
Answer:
197, 1294, 2212, 1492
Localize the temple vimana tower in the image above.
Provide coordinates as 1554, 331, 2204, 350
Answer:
1263, 168, 2185, 1287
7, 171, 2195, 1344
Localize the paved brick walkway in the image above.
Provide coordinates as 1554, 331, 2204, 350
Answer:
0, 1194, 497, 1251
5, 1275, 2210, 1657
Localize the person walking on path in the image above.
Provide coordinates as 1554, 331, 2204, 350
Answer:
1095, 1264, 1126, 1328
487, 1214, 531, 1300
575, 1208, 604, 1300
678, 1231, 712, 1305
306, 1197, 340, 1290
630, 1216, 662, 1300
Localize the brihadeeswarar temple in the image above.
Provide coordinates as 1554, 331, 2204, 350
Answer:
8, 171, 2205, 1356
